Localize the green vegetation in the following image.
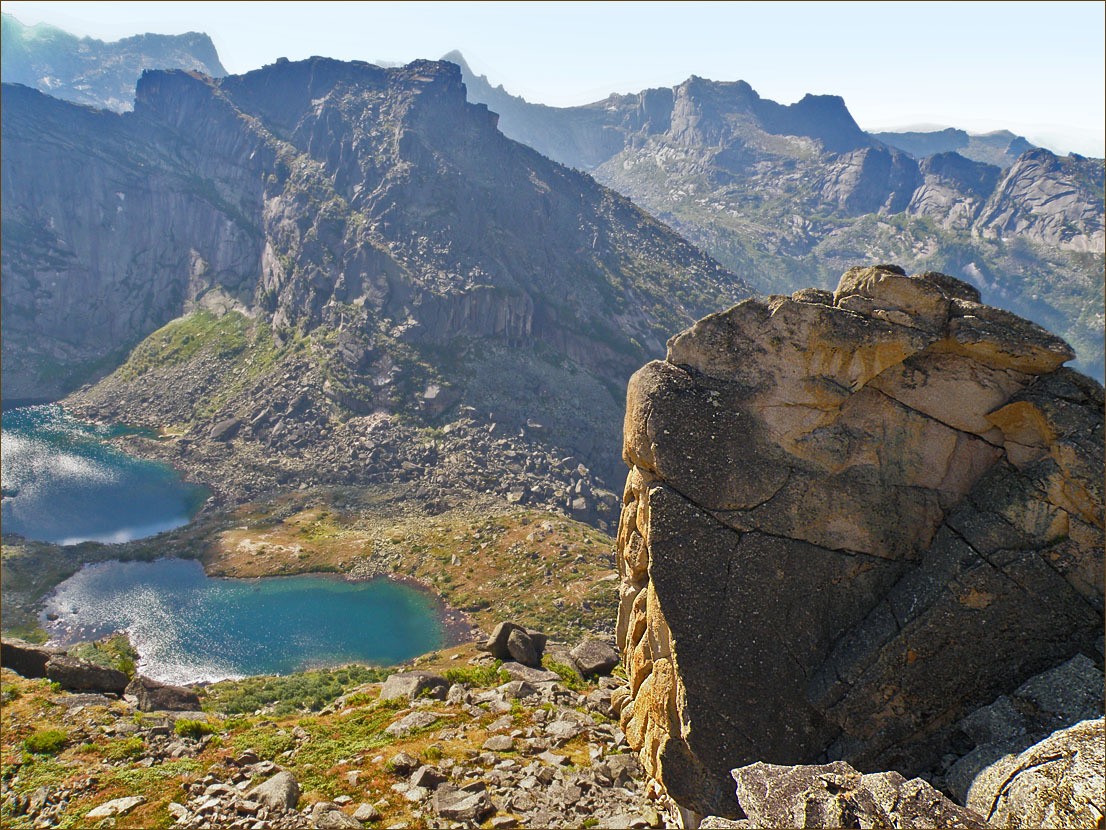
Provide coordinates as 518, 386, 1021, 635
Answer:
174, 719, 217, 739
544, 660, 587, 692
23, 729, 67, 755
230, 726, 295, 760
66, 633, 138, 677
116, 311, 250, 381
103, 736, 146, 760
443, 662, 508, 688
201, 664, 392, 715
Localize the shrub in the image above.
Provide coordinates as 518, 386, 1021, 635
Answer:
24, 730, 67, 755
544, 660, 587, 692
104, 736, 146, 760
443, 662, 505, 688
174, 719, 217, 740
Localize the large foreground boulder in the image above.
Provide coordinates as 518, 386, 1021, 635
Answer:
614, 266, 1104, 817
966, 717, 1105, 829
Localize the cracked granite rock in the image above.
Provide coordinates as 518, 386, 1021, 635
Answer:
612, 265, 1104, 818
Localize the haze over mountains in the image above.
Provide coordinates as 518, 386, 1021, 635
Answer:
1, 12, 225, 112
449, 51, 1104, 382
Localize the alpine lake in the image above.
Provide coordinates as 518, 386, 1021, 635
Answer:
0, 404, 445, 682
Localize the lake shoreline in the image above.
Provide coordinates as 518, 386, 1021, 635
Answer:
38, 557, 459, 684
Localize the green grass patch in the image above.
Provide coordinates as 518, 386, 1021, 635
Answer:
174, 719, 217, 739
544, 660, 587, 692
103, 736, 146, 760
230, 728, 295, 760
23, 729, 67, 755
66, 633, 138, 678
443, 662, 507, 688
115, 311, 250, 381
202, 665, 392, 715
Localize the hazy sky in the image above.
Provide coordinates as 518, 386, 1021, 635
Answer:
4, 1, 1104, 156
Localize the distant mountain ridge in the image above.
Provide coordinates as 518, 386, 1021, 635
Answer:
2, 57, 749, 511
1, 12, 225, 111
872, 127, 1037, 168
447, 51, 1104, 381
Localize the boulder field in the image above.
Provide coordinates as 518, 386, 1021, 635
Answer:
612, 265, 1104, 819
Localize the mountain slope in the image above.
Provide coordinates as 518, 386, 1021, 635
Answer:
1, 13, 225, 112
450, 55, 1104, 381
2, 58, 749, 516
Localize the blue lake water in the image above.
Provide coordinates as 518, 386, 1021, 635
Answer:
43, 559, 445, 684
1, 404, 209, 545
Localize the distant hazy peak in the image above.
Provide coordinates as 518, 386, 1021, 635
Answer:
873, 125, 1038, 168
1, 12, 226, 112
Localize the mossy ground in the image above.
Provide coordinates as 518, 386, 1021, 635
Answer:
1, 650, 616, 830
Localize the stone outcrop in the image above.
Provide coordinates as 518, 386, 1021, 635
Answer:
126, 675, 203, 712
43, 655, 128, 694
941, 654, 1104, 802
716, 761, 988, 829
0, 638, 65, 678
612, 265, 1104, 817
966, 717, 1105, 829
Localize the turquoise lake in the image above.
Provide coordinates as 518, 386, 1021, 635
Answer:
1, 404, 209, 545
4, 404, 446, 681
43, 559, 445, 683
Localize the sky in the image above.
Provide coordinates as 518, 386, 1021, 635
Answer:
3, 1, 1104, 156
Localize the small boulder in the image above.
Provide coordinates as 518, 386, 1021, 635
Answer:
209, 418, 241, 441
247, 770, 300, 811
482, 735, 514, 752
507, 628, 539, 667
732, 761, 988, 828
85, 796, 146, 819
384, 710, 438, 737
484, 622, 524, 660
314, 808, 361, 829
45, 655, 128, 694
570, 639, 619, 677
499, 662, 560, 684
388, 751, 419, 775
967, 717, 1105, 828
352, 802, 381, 822
409, 765, 448, 790
432, 784, 496, 822
126, 675, 202, 711
379, 671, 448, 701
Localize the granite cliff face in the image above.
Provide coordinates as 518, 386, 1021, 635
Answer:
611, 265, 1104, 817
3, 57, 748, 509
452, 56, 1105, 381
1, 13, 225, 112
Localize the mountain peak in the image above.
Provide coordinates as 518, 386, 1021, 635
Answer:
1, 12, 226, 112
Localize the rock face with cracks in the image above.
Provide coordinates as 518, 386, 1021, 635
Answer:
612, 265, 1104, 818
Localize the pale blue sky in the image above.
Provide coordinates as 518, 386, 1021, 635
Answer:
3, 1, 1104, 156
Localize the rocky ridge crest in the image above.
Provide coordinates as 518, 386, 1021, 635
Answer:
611, 265, 1104, 817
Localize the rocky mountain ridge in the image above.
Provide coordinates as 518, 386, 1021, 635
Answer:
450, 53, 1105, 381
872, 127, 1037, 169
1, 13, 225, 112
2, 56, 749, 509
